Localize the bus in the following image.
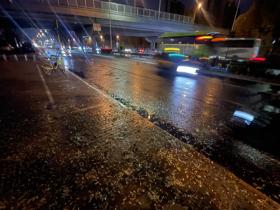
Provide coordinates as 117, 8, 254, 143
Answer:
158, 32, 261, 60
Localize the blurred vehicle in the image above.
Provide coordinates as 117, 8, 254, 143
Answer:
83, 46, 93, 53
158, 32, 261, 60
101, 48, 112, 54
95, 47, 101, 54
138, 48, 145, 54
176, 59, 204, 75
155, 51, 206, 76
155, 52, 187, 69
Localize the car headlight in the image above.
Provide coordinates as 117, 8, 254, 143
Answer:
176, 66, 198, 75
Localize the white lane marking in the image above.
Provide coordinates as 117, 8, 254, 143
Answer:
66, 69, 126, 108
36, 65, 55, 106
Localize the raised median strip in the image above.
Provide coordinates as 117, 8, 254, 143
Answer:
0, 60, 279, 209
199, 69, 280, 86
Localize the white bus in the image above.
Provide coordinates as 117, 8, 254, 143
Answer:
159, 32, 261, 60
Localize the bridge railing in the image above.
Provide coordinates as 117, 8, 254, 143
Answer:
20, 0, 192, 24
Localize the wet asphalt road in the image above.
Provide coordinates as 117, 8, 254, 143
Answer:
66, 54, 280, 202
1, 59, 279, 209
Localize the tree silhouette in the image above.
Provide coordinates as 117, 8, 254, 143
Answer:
234, 0, 280, 53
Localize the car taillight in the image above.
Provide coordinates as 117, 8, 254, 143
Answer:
249, 57, 266, 62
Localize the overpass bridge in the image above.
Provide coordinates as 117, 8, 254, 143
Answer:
0, 0, 226, 48
0, 0, 223, 34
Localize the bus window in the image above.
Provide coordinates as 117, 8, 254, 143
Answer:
212, 40, 256, 48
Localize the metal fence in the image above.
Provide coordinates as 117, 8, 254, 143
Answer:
22, 0, 192, 24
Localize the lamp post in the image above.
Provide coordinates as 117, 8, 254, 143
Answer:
109, 0, 113, 49
158, 0, 162, 19
231, 0, 241, 33
192, 2, 202, 24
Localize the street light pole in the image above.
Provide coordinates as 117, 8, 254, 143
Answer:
192, 2, 202, 24
231, 0, 241, 33
158, 0, 162, 19
109, 0, 113, 49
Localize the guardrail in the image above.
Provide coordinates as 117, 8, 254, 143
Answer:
17, 0, 192, 24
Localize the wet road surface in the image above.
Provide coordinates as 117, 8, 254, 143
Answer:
2, 59, 279, 209
66, 54, 280, 202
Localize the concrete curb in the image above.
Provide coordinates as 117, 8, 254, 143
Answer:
199, 70, 280, 86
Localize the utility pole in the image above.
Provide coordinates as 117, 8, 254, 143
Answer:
231, 0, 241, 33
56, 19, 61, 46
109, 0, 113, 49
158, 0, 162, 19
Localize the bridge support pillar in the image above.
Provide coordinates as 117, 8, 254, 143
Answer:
145, 37, 158, 50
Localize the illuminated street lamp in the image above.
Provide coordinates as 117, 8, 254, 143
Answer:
192, 2, 202, 24
116, 34, 120, 49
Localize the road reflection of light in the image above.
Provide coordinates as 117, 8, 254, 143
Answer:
172, 77, 197, 101
126, 63, 167, 114
168, 77, 198, 127
168, 76, 229, 135
63, 58, 74, 71
232, 140, 280, 171
233, 110, 255, 125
